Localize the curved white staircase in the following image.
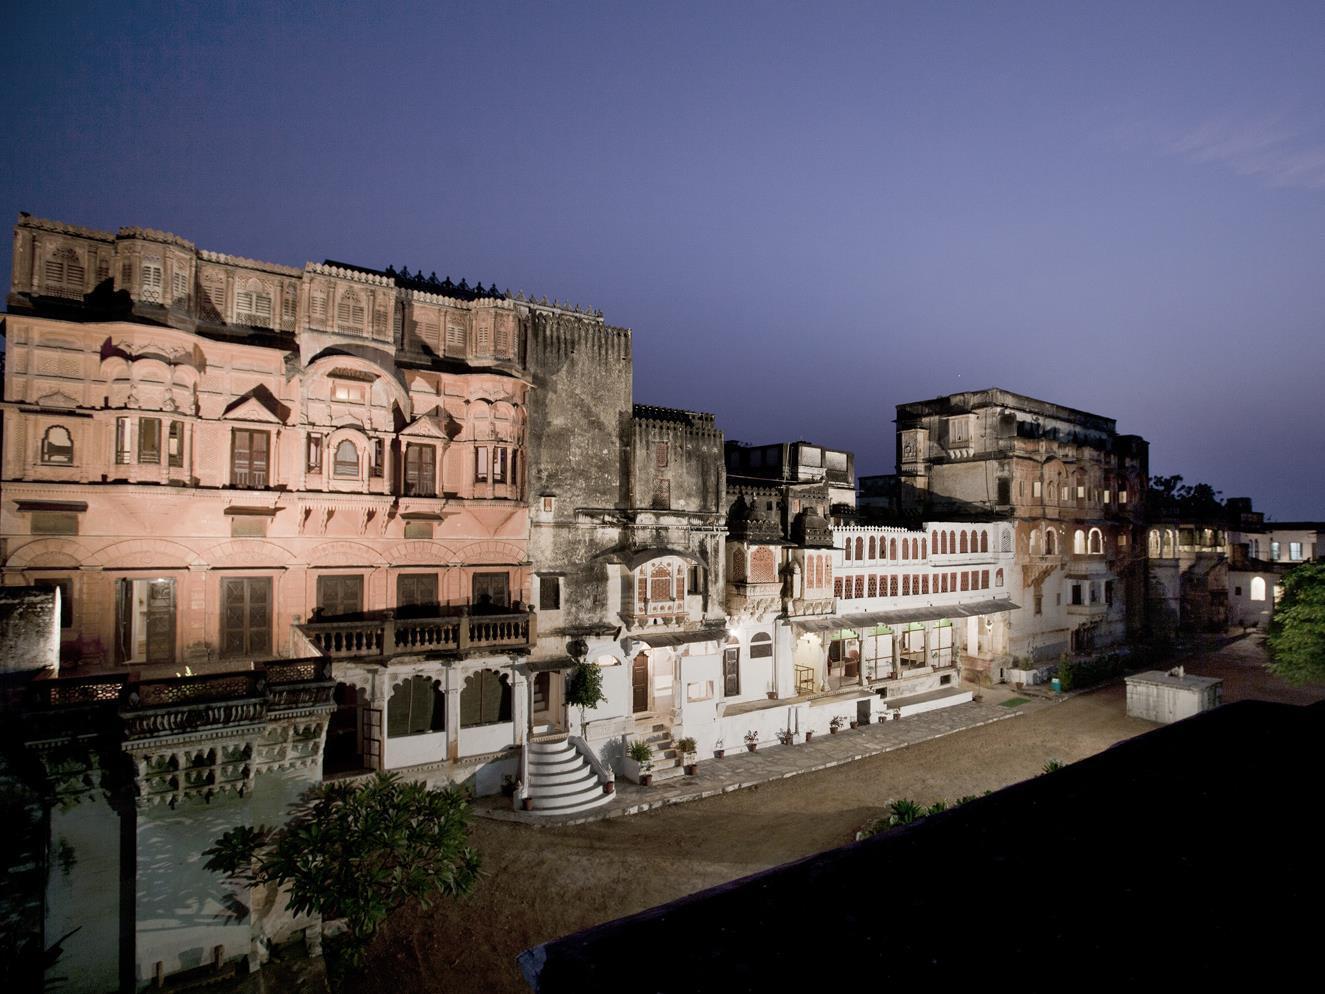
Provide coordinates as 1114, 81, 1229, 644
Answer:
525, 737, 612, 816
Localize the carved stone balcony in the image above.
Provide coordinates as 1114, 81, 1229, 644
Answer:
298, 607, 535, 661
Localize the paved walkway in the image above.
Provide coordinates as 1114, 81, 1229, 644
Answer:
476, 700, 1019, 827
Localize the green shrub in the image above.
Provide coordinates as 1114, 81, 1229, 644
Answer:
627, 740, 653, 763
1042, 758, 1064, 773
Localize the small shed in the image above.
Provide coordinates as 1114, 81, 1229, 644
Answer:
1125, 666, 1222, 724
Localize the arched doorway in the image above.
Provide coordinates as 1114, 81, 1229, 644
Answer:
632, 652, 649, 714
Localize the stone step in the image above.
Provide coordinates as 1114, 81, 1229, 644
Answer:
649, 764, 686, 783
529, 769, 600, 799
533, 763, 599, 786
524, 758, 583, 784
529, 739, 576, 757
528, 785, 612, 814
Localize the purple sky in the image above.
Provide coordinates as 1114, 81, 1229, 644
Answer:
4, 2, 1323, 518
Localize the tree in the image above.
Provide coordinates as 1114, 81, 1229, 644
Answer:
203, 772, 480, 964
1147, 474, 1225, 519
564, 658, 607, 736
1267, 562, 1325, 685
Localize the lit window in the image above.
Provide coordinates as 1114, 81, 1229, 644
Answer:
40, 425, 74, 465
334, 439, 359, 478
1250, 576, 1266, 601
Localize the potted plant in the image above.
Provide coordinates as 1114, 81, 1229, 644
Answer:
829, 715, 845, 734
624, 740, 655, 786
676, 736, 698, 775
776, 728, 794, 746
805, 729, 814, 742
713, 738, 725, 760
501, 774, 517, 798
744, 730, 759, 753
849, 717, 859, 730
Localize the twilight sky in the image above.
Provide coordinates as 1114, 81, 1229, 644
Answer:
3, 1, 1323, 518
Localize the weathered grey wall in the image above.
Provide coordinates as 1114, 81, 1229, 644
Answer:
524, 311, 633, 631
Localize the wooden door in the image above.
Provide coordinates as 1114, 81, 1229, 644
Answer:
145, 579, 176, 665
221, 577, 272, 658
396, 573, 439, 617
317, 574, 363, 620
723, 647, 741, 696
362, 703, 382, 770
472, 572, 510, 610
632, 652, 649, 713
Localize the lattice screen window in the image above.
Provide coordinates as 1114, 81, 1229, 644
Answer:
446, 323, 466, 356
200, 270, 226, 320
310, 287, 329, 326
475, 319, 492, 354
236, 283, 273, 326
282, 286, 297, 324
336, 290, 365, 332
140, 261, 163, 303
171, 270, 189, 305
495, 320, 511, 355
43, 248, 85, 298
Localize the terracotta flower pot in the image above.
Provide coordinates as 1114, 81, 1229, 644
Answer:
850, 721, 859, 729
640, 773, 653, 786
714, 749, 725, 759
522, 797, 534, 811
805, 731, 814, 742
747, 743, 757, 752
830, 727, 838, 735
684, 764, 697, 776
603, 781, 615, 794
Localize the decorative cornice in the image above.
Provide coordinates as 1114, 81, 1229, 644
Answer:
199, 249, 303, 277
306, 261, 395, 286
405, 287, 518, 308
116, 225, 196, 250
16, 213, 115, 242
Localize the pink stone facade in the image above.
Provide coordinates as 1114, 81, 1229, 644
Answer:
2, 215, 530, 674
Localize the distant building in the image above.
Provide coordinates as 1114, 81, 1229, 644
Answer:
895, 388, 1148, 663
726, 440, 856, 509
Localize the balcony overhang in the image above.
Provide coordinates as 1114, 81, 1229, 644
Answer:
793, 598, 1021, 633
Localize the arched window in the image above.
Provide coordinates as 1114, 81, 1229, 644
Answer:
334, 439, 360, 477
939, 531, 947, 555
949, 530, 957, 554
980, 530, 989, 553
1088, 528, 1104, 555
40, 425, 74, 465
844, 538, 852, 561
931, 530, 939, 553
460, 668, 512, 727
920, 538, 927, 559
387, 675, 445, 737
750, 632, 773, 658
960, 531, 969, 554
912, 538, 920, 559
1250, 577, 1266, 601
1030, 530, 1041, 555
1046, 529, 1057, 555
901, 539, 909, 561
868, 536, 876, 560
750, 546, 776, 583
890, 538, 897, 560
650, 564, 672, 601
1074, 529, 1086, 555
855, 537, 864, 560
995, 568, 1004, 587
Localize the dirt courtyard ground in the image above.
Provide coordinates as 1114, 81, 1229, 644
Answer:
346, 634, 1324, 994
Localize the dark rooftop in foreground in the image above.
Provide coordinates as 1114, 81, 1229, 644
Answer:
519, 699, 1323, 992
